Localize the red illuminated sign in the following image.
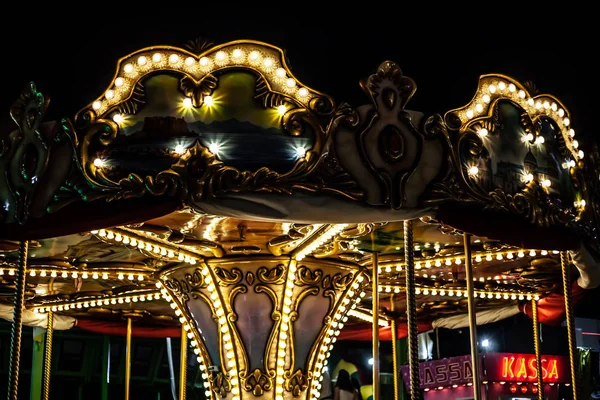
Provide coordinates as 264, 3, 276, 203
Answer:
501, 355, 559, 380
483, 353, 568, 383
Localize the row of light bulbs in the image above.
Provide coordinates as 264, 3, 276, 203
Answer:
347, 308, 389, 327
275, 259, 300, 399
156, 270, 225, 400
93, 229, 203, 262
377, 248, 559, 273
378, 284, 541, 301
33, 291, 161, 314
459, 77, 581, 162
89, 43, 315, 117
295, 224, 348, 261
0, 266, 146, 281
423, 382, 474, 392
309, 275, 366, 400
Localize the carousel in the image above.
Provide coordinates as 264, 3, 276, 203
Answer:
0, 38, 599, 400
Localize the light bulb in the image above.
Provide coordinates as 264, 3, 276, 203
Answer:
204, 95, 214, 107
182, 97, 193, 108
277, 105, 287, 116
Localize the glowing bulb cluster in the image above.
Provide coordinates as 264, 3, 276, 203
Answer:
0, 266, 146, 281
378, 285, 540, 301
33, 290, 161, 314
377, 248, 559, 273
89, 43, 316, 118
457, 76, 582, 162
308, 274, 366, 400
93, 228, 214, 260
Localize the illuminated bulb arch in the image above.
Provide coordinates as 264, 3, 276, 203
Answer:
446, 74, 582, 162
85, 40, 330, 118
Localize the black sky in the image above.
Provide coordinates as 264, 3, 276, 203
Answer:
2, 13, 598, 150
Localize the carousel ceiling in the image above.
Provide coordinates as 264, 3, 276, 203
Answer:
0, 38, 599, 400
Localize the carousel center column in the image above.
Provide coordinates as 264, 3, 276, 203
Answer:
158, 225, 369, 400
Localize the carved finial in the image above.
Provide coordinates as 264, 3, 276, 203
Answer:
184, 37, 215, 54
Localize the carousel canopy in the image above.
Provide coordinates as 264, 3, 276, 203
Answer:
1, 37, 599, 400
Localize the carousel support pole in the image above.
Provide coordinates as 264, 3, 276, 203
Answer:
463, 234, 482, 400
30, 327, 45, 400
101, 335, 110, 400
371, 234, 380, 400
125, 318, 132, 400
404, 220, 421, 400
532, 300, 543, 400
390, 294, 399, 400
179, 324, 188, 400
561, 252, 579, 399
7, 240, 28, 400
42, 311, 54, 400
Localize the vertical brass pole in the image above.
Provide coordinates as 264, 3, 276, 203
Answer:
561, 252, 579, 399
125, 318, 132, 400
179, 325, 188, 400
404, 220, 421, 400
532, 300, 543, 400
463, 234, 481, 400
42, 311, 54, 400
372, 249, 380, 400
390, 294, 399, 400
7, 240, 28, 400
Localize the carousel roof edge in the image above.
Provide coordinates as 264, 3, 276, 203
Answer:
0, 40, 597, 254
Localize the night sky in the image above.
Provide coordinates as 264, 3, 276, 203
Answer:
2, 13, 599, 316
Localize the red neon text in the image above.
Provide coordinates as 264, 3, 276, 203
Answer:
501, 356, 559, 381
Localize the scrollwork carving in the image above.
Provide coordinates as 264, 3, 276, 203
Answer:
180, 74, 218, 107
257, 264, 286, 284
1, 83, 79, 224
295, 265, 322, 286
285, 369, 309, 396
214, 267, 243, 286
242, 368, 273, 396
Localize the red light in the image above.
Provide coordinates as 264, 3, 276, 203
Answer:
531, 385, 538, 394
510, 385, 517, 393
521, 385, 528, 394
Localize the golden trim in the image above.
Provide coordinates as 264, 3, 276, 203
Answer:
445, 74, 579, 161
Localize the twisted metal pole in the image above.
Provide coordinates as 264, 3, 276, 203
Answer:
371, 232, 380, 400
561, 252, 579, 399
532, 300, 543, 400
464, 234, 481, 400
42, 311, 54, 400
403, 220, 421, 400
179, 324, 188, 400
7, 240, 28, 400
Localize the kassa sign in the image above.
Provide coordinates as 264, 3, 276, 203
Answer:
482, 353, 568, 383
